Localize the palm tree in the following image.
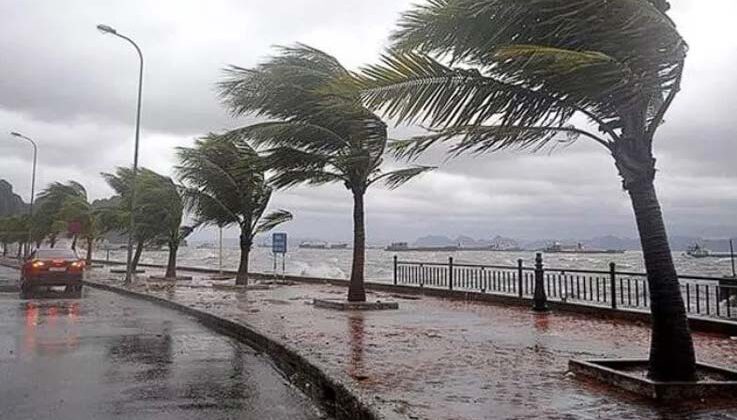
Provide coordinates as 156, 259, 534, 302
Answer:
34, 181, 88, 248
353, 0, 694, 381
101, 168, 176, 273
218, 45, 433, 301
134, 172, 193, 279
176, 134, 292, 285
57, 193, 102, 264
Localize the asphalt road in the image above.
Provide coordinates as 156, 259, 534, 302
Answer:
0, 265, 325, 420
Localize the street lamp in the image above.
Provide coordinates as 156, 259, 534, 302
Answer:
97, 23, 144, 284
9, 131, 37, 257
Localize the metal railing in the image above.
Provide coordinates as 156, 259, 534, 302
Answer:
393, 255, 737, 320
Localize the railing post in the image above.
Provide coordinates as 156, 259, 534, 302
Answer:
610, 262, 617, 309
393, 255, 398, 285
448, 256, 454, 291
533, 253, 549, 312
517, 258, 524, 298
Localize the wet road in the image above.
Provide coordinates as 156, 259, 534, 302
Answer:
0, 266, 324, 420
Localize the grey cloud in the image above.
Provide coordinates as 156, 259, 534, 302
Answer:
1, 0, 736, 244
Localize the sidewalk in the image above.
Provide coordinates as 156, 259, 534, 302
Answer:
89, 266, 737, 420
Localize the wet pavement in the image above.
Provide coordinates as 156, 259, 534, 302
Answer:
0, 265, 325, 420
88, 266, 737, 420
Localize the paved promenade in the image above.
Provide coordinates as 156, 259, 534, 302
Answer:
87, 266, 737, 420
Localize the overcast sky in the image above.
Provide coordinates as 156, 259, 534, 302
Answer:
1, 0, 736, 243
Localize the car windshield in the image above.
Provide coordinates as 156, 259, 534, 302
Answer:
35, 249, 79, 260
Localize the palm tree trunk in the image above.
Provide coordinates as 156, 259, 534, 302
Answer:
16, 245, 22, 259
348, 191, 367, 302
85, 237, 93, 265
236, 232, 251, 286
165, 241, 178, 278
628, 181, 696, 381
131, 240, 144, 272
71, 235, 77, 251
2, 243, 7, 256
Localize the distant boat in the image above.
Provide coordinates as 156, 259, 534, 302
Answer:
687, 243, 734, 258
385, 242, 522, 252
196, 243, 215, 249
330, 243, 349, 249
299, 241, 328, 249
543, 242, 624, 255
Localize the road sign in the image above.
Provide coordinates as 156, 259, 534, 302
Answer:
272, 233, 287, 254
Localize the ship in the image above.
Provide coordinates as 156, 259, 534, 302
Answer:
299, 241, 328, 249
686, 243, 734, 258
543, 242, 625, 254
385, 242, 523, 252
330, 243, 349, 249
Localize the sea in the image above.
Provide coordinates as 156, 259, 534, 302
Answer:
99, 246, 736, 281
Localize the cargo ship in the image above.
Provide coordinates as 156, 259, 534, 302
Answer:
542, 242, 625, 254
385, 242, 522, 252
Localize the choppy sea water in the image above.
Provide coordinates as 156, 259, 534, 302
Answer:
99, 247, 736, 281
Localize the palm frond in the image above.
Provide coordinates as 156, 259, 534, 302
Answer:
254, 210, 293, 234
356, 51, 577, 131
370, 166, 435, 189
392, 124, 596, 160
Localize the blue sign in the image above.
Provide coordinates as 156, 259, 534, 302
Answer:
272, 233, 287, 254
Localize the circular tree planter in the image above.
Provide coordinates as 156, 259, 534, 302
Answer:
110, 268, 145, 274
313, 298, 399, 311
569, 359, 737, 400
211, 283, 271, 291
148, 276, 194, 281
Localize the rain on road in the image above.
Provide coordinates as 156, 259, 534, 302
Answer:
0, 265, 325, 420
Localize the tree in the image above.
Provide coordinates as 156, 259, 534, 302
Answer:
57, 194, 105, 265
34, 181, 88, 248
101, 168, 177, 273
135, 172, 193, 279
1, 215, 30, 258
176, 134, 292, 285
218, 45, 433, 301
353, 0, 694, 380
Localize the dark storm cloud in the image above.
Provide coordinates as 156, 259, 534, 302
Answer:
1, 0, 736, 243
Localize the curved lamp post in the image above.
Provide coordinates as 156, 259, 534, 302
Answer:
9, 131, 37, 257
97, 24, 144, 284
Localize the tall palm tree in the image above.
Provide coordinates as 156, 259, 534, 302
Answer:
34, 181, 88, 248
135, 173, 193, 279
58, 193, 102, 264
218, 45, 433, 301
353, 0, 694, 380
101, 168, 176, 272
176, 134, 292, 285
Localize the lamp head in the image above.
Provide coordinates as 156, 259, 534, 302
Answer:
10, 132, 22, 137
96, 24, 117, 35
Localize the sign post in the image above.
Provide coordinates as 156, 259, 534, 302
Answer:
272, 233, 287, 280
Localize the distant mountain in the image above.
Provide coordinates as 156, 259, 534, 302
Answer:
414, 235, 455, 247
0, 180, 27, 217
585, 235, 641, 251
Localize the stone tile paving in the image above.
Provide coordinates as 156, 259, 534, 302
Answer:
89, 267, 737, 420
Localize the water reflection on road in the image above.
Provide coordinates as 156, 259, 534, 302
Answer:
0, 282, 324, 420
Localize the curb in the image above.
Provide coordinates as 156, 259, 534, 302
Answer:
83, 280, 382, 420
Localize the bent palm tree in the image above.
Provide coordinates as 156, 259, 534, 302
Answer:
354, 0, 694, 380
218, 45, 433, 301
34, 181, 88, 248
176, 134, 292, 285
101, 168, 174, 273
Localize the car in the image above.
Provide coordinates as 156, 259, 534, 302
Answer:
20, 248, 85, 298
